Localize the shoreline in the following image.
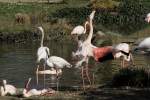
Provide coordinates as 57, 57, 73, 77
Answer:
0, 87, 150, 100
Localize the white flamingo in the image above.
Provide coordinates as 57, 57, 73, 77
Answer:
134, 13, 150, 54
71, 21, 89, 35
145, 13, 150, 23
46, 56, 72, 71
0, 80, 17, 96
134, 37, 150, 54
37, 26, 50, 63
23, 78, 55, 98
46, 56, 72, 91
113, 43, 134, 67
36, 56, 72, 91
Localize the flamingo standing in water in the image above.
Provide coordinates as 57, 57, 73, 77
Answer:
72, 10, 96, 90
36, 26, 50, 86
134, 13, 150, 54
73, 10, 133, 90
0, 80, 17, 96
23, 78, 55, 97
37, 26, 50, 63
36, 55, 72, 91
113, 43, 134, 67
46, 56, 72, 91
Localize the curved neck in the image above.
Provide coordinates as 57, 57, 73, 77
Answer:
2, 80, 6, 90
25, 78, 31, 91
86, 17, 93, 43
40, 28, 44, 47
83, 22, 88, 34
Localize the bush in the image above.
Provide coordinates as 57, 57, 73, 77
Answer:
111, 67, 150, 87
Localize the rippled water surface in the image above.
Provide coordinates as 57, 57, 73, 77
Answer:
0, 40, 150, 89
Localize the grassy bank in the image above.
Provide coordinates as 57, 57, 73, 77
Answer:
0, 0, 88, 42
0, 0, 150, 43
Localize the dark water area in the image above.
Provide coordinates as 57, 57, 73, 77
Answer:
0, 40, 150, 89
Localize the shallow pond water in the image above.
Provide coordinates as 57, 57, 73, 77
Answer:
0, 40, 150, 89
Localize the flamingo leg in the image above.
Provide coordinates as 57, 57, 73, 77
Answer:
43, 63, 46, 89
85, 64, 91, 85
122, 59, 125, 68
56, 69, 59, 91
36, 65, 39, 85
85, 58, 91, 85
92, 73, 95, 86
81, 66, 85, 91
130, 53, 135, 66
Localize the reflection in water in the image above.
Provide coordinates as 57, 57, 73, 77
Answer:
0, 41, 150, 89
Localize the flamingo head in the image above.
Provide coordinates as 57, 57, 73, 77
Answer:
2, 80, 7, 85
89, 10, 96, 20
66, 64, 72, 68
37, 26, 44, 33
145, 13, 150, 23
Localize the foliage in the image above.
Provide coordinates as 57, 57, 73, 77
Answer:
94, 0, 150, 34
90, 0, 120, 9
111, 67, 150, 87
52, 7, 91, 25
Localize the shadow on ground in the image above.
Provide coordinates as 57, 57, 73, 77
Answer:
82, 87, 150, 100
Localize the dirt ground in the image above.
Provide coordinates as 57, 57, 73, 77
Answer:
0, 87, 150, 100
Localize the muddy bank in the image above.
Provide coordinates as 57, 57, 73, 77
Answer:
0, 87, 150, 100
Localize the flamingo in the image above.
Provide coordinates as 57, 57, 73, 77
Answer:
134, 37, 150, 54
23, 78, 55, 97
145, 13, 150, 23
133, 13, 150, 54
46, 56, 72, 71
37, 26, 50, 63
36, 56, 72, 91
46, 56, 72, 91
36, 26, 50, 87
72, 10, 96, 90
71, 21, 89, 35
0, 80, 17, 96
73, 11, 133, 90
113, 43, 134, 67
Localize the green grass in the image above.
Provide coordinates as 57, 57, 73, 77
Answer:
0, 0, 88, 33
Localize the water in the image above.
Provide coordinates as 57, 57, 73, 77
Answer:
0, 40, 150, 89
0, 41, 78, 88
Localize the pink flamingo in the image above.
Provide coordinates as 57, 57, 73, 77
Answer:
73, 11, 133, 90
